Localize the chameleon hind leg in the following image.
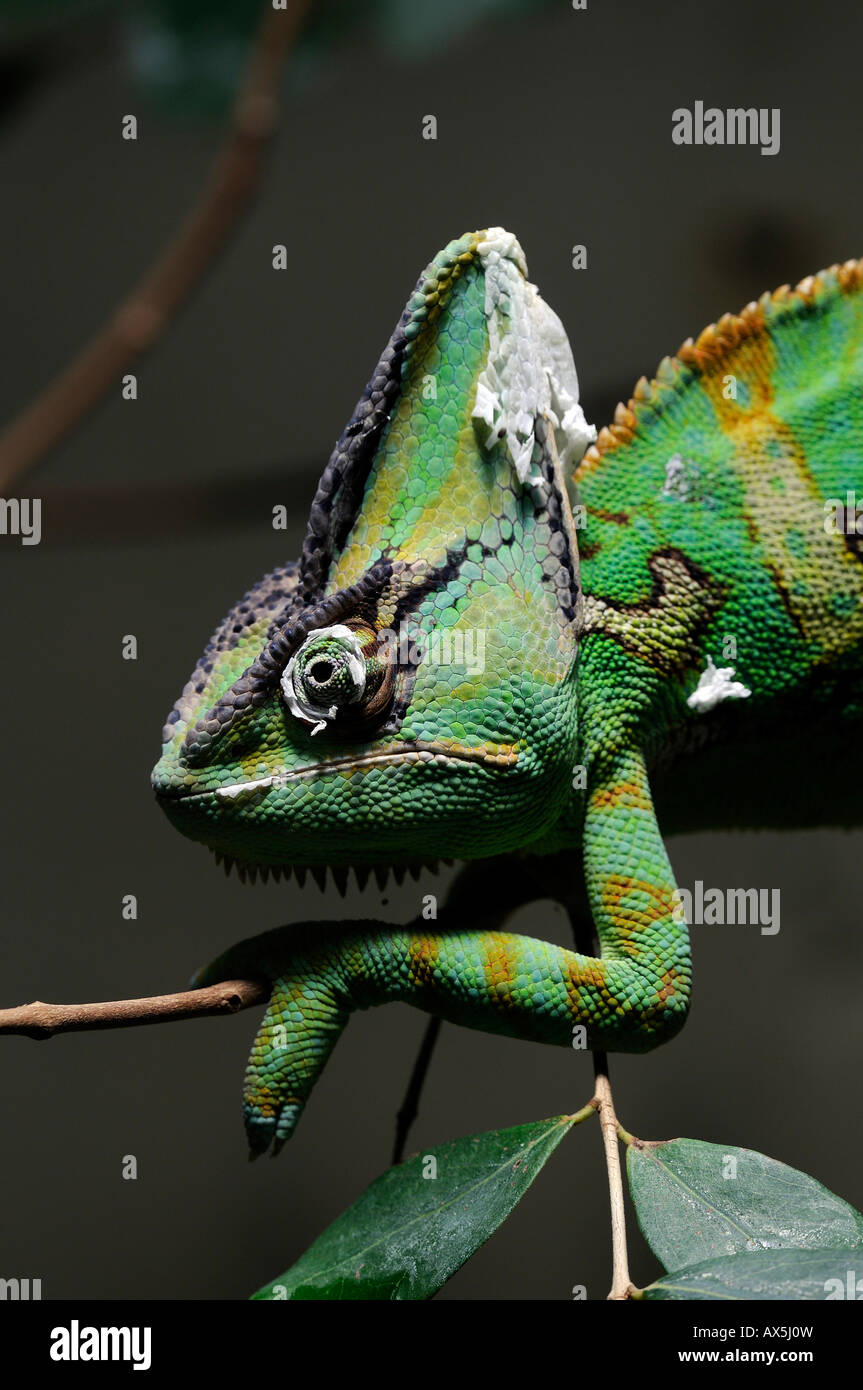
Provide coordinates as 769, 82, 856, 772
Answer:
195, 748, 690, 1155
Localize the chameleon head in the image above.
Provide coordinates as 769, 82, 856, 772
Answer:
151, 229, 595, 874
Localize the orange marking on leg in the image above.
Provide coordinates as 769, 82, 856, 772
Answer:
564, 956, 607, 1015
590, 779, 652, 814
482, 938, 518, 991
656, 967, 681, 1004
601, 874, 677, 954
408, 936, 440, 991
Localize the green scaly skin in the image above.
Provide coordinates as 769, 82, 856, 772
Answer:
152, 230, 863, 1154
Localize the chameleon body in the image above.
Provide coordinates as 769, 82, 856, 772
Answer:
152, 229, 863, 1154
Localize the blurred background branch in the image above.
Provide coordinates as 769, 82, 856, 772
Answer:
0, 0, 558, 496
0, 0, 312, 490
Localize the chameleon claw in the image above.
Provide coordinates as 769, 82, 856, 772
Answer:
244, 1100, 283, 1158
244, 1097, 300, 1158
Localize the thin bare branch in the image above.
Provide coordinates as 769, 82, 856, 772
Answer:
0, 0, 312, 489
0, 979, 269, 1040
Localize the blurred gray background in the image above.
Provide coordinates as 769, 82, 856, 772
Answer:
0, 0, 861, 1301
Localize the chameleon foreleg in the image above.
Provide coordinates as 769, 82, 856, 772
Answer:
197, 755, 689, 1155
581, 744, 691, 1046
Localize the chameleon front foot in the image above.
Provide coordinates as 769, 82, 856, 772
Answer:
193, 923, 358, 1156
194, 913, 689, 1155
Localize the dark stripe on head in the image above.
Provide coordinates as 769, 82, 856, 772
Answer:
181, 560, 394, 765
299, 301, 417, 606
298, 231, 488, 606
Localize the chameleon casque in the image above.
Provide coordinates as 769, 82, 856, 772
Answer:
151, 228, 863, 1156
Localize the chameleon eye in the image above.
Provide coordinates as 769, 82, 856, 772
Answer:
280, 625, 367, 735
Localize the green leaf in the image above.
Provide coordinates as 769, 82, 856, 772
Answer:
643, 1247, 863, 1300
253, 1114, 577, 1300
628, 1138, 863, 1271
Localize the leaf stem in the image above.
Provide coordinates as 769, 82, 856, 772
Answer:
592, 1051, 633, 1300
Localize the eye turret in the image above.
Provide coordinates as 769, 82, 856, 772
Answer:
280, 624, 366, 734
280, 623, 380, 735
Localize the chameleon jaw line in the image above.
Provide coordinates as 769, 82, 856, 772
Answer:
185, 742, 521, 805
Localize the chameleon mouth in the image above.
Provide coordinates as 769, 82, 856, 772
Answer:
153, 739, 519, 805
